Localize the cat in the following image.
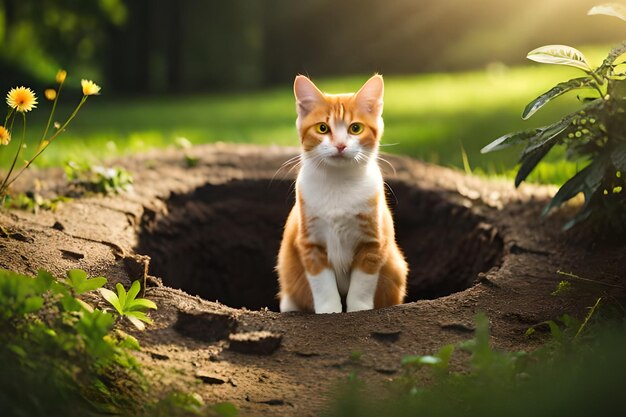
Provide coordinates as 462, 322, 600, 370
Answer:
276, 74, 408, 314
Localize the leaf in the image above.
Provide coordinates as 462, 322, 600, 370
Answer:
212, 402, 238, 417
522, 77, 594, 119
60, 294, 86, 312
126, 298, 157, 311
115, 330, 141, 351
482, 114, 573, 155
99, 287, 123, 315
126, 315, 146, 330
520, 117, 573, 158
126, 280, 141, 306
116, 283, 127, 309
66, 268, 88, 287
527, 45, 591, 72
76, 299, 95, 312
543, 155, 609, 215
546, 320, 563, 343
34, 269, 54, 293
481, 128, 542, 154
417, 355, 442, 365
66, 269, 107, 294
435, 344, 455, 369
588, 3, 626, 21
79, 277, 107, 294
401, 355, 423, 366
611, 142, 626, 170
23, 296, 44, 313
126, 310, 153, 324
563, 200, 595, 230
514, 137, 561, 187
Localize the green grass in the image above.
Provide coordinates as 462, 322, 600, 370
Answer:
0, 46, 610, 185
324, 310, 626, 417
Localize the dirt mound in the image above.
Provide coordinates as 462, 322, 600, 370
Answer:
1, 144, 624, 417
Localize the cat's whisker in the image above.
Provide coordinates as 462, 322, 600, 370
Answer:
271, 154, 303, 184
384, 181, 399, 205
379, 143, 399, 147
284, 155, 304, 175
354, 153, 367, 165
377, 156, 397, 176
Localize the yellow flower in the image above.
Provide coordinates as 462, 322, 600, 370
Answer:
81, 79, 101, 96
0, 126, 10, 145
6, 86, 38, 113
56, 69, 67, 84
45, 89, 57, 101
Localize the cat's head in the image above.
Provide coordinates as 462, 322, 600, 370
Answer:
294, 75, 384, 167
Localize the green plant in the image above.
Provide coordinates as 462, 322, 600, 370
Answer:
0, 268, 145, 416
65, 160, 133, 194
0, 267, 232, 417
2, 191, 71, 212
481, 4, 626, 230
175, 136, 200, 168
99, 280, 157, 330
325, 305, 625, 417
0, 71, 101, 201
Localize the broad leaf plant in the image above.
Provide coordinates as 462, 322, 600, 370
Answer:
482, 4, 626, 230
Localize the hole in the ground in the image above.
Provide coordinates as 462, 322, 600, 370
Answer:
135, 179, 503, 311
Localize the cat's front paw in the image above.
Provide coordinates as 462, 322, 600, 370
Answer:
315, 299, 342, 314
346, 300, 374, 312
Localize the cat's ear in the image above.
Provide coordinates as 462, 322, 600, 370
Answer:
355, 74, 384, 116
294, 75, 325, 117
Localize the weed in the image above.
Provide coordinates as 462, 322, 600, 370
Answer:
65, 160, 133, 195
551, 280, 573, 296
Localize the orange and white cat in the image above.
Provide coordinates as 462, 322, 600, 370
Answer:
277, 74, 408, 314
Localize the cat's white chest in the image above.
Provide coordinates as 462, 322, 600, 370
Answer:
298, 163, 381, 295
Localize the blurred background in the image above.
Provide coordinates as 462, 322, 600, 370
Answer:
1, 0, 624, 182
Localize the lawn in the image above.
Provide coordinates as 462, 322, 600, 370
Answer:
1, 46, 608, 185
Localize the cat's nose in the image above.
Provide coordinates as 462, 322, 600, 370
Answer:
336, 144, 346, 153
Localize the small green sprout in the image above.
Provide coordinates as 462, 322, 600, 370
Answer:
551, 280, 572, 296
65, 161, 133, 195
99, 280, 157, 330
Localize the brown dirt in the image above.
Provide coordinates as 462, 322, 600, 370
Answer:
1, 143, 625, 417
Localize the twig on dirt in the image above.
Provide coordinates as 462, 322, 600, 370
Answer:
557, 270, 626, 290
575, 297, 602, 340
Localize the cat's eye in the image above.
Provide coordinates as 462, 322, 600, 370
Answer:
349, 123, 364, 135
315, 123, 330, 134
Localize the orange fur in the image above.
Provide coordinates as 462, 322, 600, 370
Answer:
277, 75, 408, 313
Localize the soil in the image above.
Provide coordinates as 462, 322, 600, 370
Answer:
1, 143, 625, 417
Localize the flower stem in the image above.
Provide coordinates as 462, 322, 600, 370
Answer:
47, 95, 87, 144
41, 79, 65, 146
3, 96, 89, 191
4, 108, 14, 126
0, 112, 26, 196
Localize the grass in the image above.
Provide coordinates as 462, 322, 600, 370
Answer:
324, 310, 626, 417
0, 45, 610, 185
